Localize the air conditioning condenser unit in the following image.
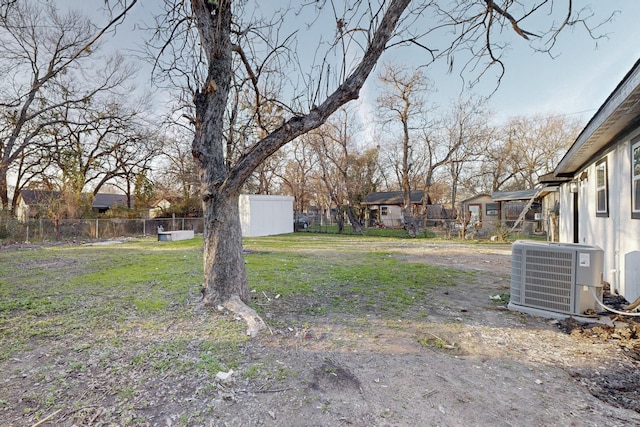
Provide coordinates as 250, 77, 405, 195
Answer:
509, 240, 603, 318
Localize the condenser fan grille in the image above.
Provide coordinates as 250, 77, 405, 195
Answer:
522, 249, 573, 313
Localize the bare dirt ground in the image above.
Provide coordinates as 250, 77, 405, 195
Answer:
224, 243, 640, 427
3, 241, 640, 426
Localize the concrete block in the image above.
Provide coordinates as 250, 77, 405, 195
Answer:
157, 230, 195, 241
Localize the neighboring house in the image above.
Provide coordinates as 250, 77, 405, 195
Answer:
15, 189, 132, 220
15, 190, 61, 221
92, 193, 131, 214
361, 191, 452, 228
149, 198, 174, 219
459, 194, 497, 233
491, 189, 545, 234
149, 196, 204, 218
362, 191, 425, 228
542, 57, 640, 301
457, 190, 557, 238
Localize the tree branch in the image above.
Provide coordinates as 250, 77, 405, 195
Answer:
226, 0, 411, 194
484, 0, 539, 40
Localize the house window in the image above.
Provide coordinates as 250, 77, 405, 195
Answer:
595, 158, 608, 217
486, 203, 498, 216
381, 206, 388, 216
632, 139, 640, 219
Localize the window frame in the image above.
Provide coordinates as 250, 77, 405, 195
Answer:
485, 202, 499, 216
595, 158, 609, 217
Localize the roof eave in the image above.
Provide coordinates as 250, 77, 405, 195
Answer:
555, 58, 640, 176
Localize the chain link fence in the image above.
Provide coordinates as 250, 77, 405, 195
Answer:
0, 215, 542, 244
305, 216, 541, 240
0, 217, 205, 243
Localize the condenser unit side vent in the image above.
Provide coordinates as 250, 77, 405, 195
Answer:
510, 247, 523, 305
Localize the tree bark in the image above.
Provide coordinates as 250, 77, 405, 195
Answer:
0, 166, 9, 211
549, 211, 559, 242
345, 205, 364, 234
201, 192, 248, 306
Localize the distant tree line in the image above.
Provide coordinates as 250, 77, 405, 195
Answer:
0, 1, 581, 222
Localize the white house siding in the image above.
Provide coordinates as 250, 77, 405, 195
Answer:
239, 194, 294, 237
559, 130, 640, 301
15, 199, 28, 222
379, 205, 404, 228
461, 194, 496, 233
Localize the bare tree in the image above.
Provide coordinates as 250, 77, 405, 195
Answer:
474, 114, 581, 192
138, 0, 607, 334
248, 152, 285, 195
155, 132, 201, 214
309, 108, 377, 234
277, 140, 316, 214
475, 134, 518, 192
442, 96, 493, 213
7, 137, 54, 213
377, 65, 433, 236
0, 0, 137, 211
106, 130, 161, 212
45, 94, 158, 202
504, 114, 581, 189
145, 0, 414, 333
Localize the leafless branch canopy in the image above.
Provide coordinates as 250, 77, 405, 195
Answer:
143, 0, 612, 192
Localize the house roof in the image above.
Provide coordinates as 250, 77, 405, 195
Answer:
538, 172, 571, 184
492, 187, 558, 202
93, 193, 130, 209
19, 189, 61, 205
460, 193, 491, 204
362, 191, 424, 205
19, 189, 130, 209
491, 189, 539, 201
554, 57, 640, 177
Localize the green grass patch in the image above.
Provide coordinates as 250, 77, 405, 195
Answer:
0, 234, 472, 364
244, 234, 472, 317
0, 238, 207, 360
0, 233, 487, 425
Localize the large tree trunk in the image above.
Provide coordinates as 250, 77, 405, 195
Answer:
345, 205, 364, 235
0, 166, 9, 212
337, 208, 345, 233
199, 191, 266, 335
201, 192, 248, 306
189, 0, 411, 336
191, 0, 266, 336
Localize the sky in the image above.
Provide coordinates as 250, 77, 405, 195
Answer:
59, 1, 640, 129
461, 2, 640, 124
365, 1, 640, 126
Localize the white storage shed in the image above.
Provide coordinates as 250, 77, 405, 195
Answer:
239, 195, 294, 237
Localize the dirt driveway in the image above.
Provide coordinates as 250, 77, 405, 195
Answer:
219, 242, 640, 426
